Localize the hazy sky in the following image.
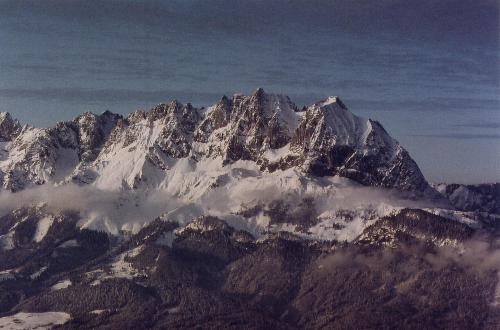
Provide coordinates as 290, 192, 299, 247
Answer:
0, 0, 498, 184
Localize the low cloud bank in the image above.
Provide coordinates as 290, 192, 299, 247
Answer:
0, 184, 184, 234
0, 180, 447, 235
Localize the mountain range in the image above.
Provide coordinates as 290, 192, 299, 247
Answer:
0, 89, 498, 329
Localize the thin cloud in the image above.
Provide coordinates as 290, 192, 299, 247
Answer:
454, 122, 500, 129
0, 88, 222, 106
411, 133, 500, 140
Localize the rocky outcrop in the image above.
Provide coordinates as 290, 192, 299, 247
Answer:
0, 112, 21, 142
74, 110, 123, 162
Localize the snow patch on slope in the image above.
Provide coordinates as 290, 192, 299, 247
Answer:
33, 216, 54, 242
424, 208, 482, 228
0, 231, 14, 250
30, 266, 48, 280
0, 269, 15, 282
0, 312, 71, 329
87, 245, 146, 284
51, 279, 72, 291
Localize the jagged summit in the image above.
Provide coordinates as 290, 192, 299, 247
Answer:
314, 96, 347, 109
0, 90, 434, 196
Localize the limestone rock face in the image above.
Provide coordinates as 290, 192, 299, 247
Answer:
0, 112, 21, 142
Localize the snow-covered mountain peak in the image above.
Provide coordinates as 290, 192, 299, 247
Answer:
233, 88, 299, 117
303, 96, 372, 148
234, 88, 301, 135
315, 96, 347, 109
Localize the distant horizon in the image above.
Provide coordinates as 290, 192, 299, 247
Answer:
0, 0, 498, 184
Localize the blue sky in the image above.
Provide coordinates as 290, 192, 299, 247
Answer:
0, 0, 498, 183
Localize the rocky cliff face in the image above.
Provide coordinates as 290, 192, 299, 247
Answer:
0, 89, 436, 196
0, 112, 21, 142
